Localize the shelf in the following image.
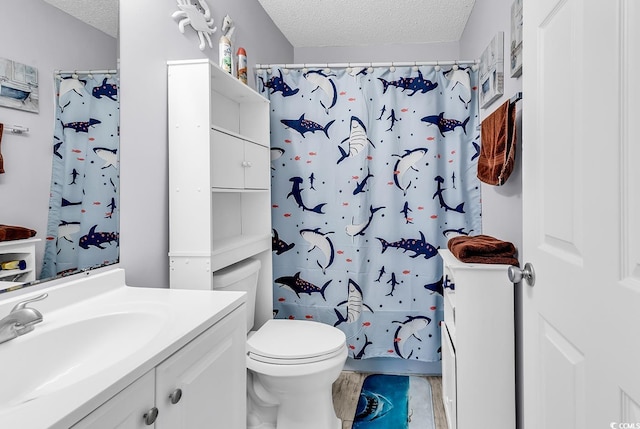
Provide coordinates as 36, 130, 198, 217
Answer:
211, 125, 267, 148
167, 59, 268, 106
0, 268, 34, 280
169, 234, 270, 274
211, 188, 270, 193
0, 281, 26, 293
211, 234, 271, 272
168, 59, 272, 290
0, 238, 40, 286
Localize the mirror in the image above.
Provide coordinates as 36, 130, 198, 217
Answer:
0, 0, 118, 293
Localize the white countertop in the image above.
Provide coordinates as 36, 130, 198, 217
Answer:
0, 268, 245, 429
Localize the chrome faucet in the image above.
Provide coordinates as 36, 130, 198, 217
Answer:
0, 293, 48, 344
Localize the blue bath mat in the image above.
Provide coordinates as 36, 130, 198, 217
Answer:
352, 374, 435, 429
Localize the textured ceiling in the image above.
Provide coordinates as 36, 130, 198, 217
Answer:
39, 0, 476, 47
258, 0, 476, 47
42, 0, 118, 38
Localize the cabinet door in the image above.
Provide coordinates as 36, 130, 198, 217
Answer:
211, 130, 244, 189
155, 307, 246, 429
243, 142, 269, 190
441, 323, 457, 429
71, 371, 156, 429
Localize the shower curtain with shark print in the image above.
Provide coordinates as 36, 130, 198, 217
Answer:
41, 73, 119, 278
259, 65, 481, 362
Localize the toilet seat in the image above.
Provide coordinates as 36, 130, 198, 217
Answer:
247, 319, 346, 365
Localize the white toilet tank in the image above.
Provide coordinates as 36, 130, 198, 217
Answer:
212, 258, 261, 332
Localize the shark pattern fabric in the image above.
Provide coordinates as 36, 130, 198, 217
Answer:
42, 74, 119, 278
259, 65, 481, 362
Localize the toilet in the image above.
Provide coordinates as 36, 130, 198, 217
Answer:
212, 258, 348, 429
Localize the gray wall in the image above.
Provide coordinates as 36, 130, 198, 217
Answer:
0, 0, 117, 278
119, 0, 293, 287
459, 1, 524, 426
460, 0, 523, 255
294, 41, 460, 63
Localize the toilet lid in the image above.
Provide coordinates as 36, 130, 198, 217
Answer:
247, 319, 346, 363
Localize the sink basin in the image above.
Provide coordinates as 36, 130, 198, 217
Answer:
0, 309, 165, 408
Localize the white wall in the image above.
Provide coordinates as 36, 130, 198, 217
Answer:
0, 0, 117, 279
119, 0, 293, 287
460, 0, 523, 255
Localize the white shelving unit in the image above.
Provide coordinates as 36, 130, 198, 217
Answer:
0, 238, 41, 291
167, 59, 272, 321
439, 249, 516, 429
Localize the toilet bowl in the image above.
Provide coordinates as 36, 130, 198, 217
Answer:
212, 259, 347, 429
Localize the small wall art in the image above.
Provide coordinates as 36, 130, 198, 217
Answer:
510, 0, 523, 77
479, 32, 504, 109
0, 58, 39, 113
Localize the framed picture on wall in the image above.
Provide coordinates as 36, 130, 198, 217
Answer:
0, 58, 39, 113
510, 0, 523, 77
479, 32, 504, 109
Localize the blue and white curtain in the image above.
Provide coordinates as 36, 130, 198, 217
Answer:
42, 73, 119, 278
258, 65, 481, 362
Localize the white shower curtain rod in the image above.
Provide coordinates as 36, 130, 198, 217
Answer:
254, 59, 479, 70
54, 69, 118, 76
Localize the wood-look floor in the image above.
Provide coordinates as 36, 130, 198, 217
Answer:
332, 372, 447, 429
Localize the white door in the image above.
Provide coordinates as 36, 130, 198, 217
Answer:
522, 0, 640, 428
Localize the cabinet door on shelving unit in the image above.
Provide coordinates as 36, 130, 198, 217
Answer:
244, 142, 269, 190
211, 130, 244, 189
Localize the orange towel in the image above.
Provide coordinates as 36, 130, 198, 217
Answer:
477, 100, 517, 185
0, 224, 37, 241
448, 235, 519, 266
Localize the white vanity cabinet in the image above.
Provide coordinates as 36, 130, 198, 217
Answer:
70, 371, 155, 429
71, 305, 246, 429
167, 59, 272, 288
439, 250, 515, 429
155, 304, 246, 429
0, 238, 40, 289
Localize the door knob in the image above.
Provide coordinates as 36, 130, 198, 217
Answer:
508, 262, 536, 286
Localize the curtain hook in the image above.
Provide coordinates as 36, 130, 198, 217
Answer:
302, 64, 308, 74
389, 62, 396, 73
72, 70, 79, 79
346, 63, 352, 74
434, 61, 441, 72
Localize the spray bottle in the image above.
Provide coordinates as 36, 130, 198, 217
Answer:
219, 15, 235, 74
237, 47, 247, 84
